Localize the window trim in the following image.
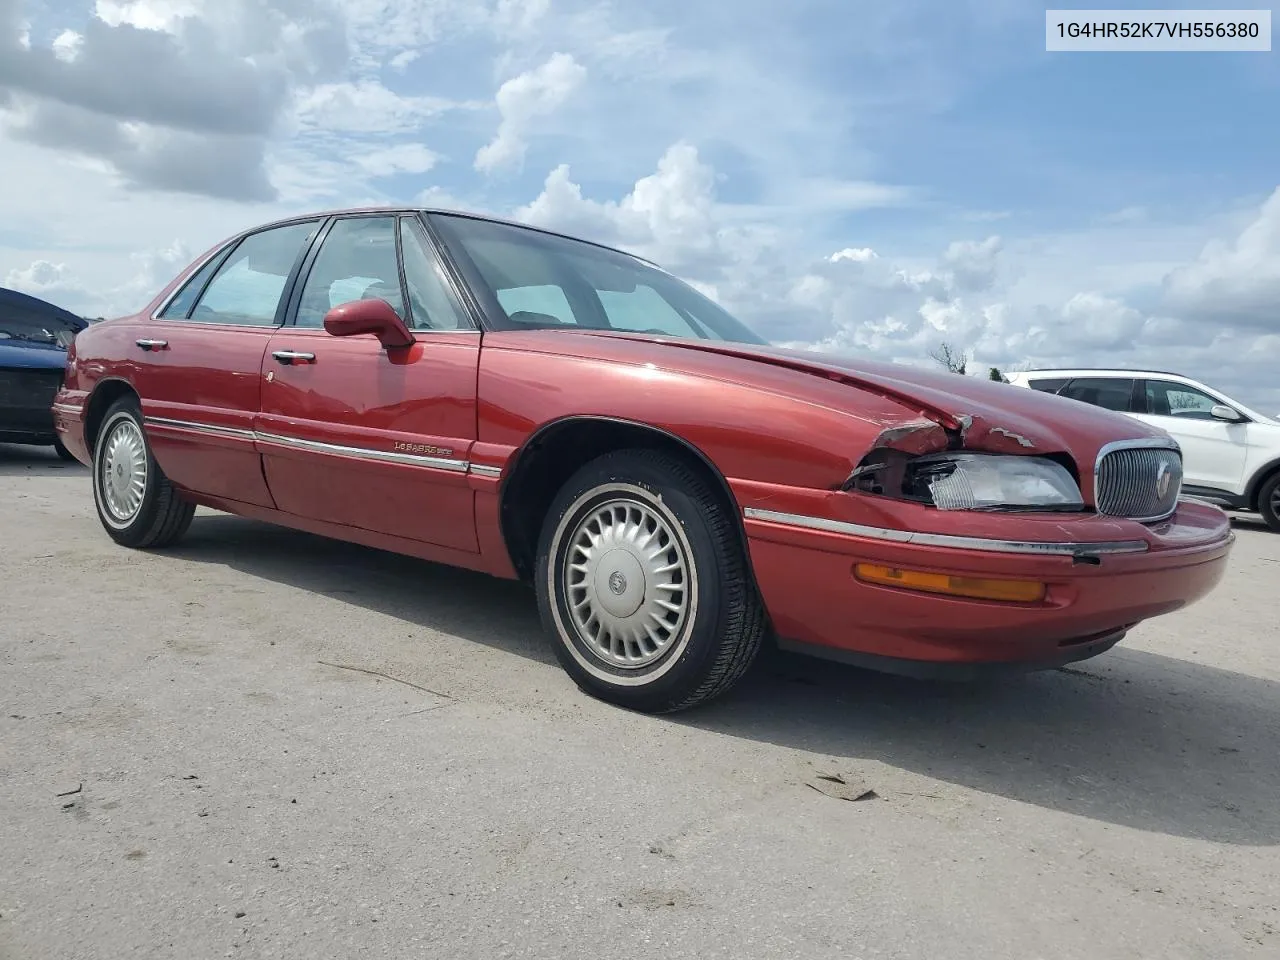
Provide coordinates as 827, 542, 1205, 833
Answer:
151, 219, 323, 328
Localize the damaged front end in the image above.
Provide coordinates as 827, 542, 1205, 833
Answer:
842, 415, 1085, 514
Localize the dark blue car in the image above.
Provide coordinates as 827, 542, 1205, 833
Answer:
0, 286, 89, 460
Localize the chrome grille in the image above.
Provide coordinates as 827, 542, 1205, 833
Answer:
1094, 441, 1182, 523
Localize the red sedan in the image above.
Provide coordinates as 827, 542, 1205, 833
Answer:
54, 208, 1233, 712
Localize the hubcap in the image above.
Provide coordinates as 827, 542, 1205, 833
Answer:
100, 418, 148, 523
564, 498, 692, 668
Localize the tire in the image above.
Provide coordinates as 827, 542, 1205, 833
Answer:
92, 396, 195, 548
52, 437, 77, 462
1259, 472, 1280, 533
534, 448, 767, 713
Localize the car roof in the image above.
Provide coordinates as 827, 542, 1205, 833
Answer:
1010, 368, 1200, 381
231, 205, 661, 268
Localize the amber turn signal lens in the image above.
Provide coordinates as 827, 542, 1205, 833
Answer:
853, 563, 1046, 603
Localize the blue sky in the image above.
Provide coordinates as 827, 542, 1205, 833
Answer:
1, 0, 1277, 410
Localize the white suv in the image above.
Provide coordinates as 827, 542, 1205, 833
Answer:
1005, 368, 1280, 532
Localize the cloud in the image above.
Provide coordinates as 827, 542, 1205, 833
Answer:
942, 236, 1002, 291
354, 143, 439, 177
474, 52, 586, 174
4, 240, 194, 317
4, 259, 86, 300
1162, 186, 1280, 332
515, 142, 729, 268
292, 81, 476, 135
0, 0, 350, 201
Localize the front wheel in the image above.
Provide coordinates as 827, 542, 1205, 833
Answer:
92, 397, 195, 548
1259, 472, 1280, 533
535, 449, 767, 713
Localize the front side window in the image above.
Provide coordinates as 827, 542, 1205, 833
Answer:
295, 217, 405, 328
429, 213, 768, 344
1144, 380, 1222, 420
398, 218, 471, 331
1059, 377, 1136, 412
188, 221, 317, 326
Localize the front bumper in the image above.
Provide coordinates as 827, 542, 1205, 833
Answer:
743, 498, 1233, 676
51, 389, 90, 464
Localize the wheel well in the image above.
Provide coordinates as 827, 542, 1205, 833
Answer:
1247, 461, 1280, 512
500, 418, 752, 583
84, 380, 138, 454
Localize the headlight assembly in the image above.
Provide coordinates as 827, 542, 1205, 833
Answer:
904, 453, 1084, 512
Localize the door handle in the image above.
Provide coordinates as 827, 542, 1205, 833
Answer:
272, 350, 316, 365
135, 338, 168, 351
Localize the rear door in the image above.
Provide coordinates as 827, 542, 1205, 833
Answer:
257, 214, 481, 552
132, 219, 321, 507
1132, 378, 1248, 492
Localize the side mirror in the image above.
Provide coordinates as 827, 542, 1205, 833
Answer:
1210, 404, 1242, 423
323, 299, 415, 349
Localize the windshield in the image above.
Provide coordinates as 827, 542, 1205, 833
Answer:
0, 309, 82, 348
428, 213, 768, 345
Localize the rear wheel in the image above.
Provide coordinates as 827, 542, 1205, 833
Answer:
92, 397, 195, 548
534, 449, 767, 713
1259, 472, 1280, 533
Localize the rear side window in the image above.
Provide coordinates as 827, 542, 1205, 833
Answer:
187, 221, 318, 327
1026, 378, 1069, 393
1059, 377, 1136, 412
157, 249, 227, 320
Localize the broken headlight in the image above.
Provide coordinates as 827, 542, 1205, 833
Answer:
904, 453, 1083, 512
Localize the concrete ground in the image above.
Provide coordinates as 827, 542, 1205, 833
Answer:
1, 442, 1277, 960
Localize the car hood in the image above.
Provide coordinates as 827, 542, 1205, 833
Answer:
0, 340, 69, 371
560, 331, 1171, 457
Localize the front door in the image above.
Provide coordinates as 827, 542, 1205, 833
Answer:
1131, 378, 1248, 493
132, 219, 321, 507
257, 214, 481, 552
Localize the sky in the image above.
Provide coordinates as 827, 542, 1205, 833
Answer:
1, 0, 1277, 412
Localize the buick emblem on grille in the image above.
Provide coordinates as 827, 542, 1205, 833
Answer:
1156, 461, 1172, 500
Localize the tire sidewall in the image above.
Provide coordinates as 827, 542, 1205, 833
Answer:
536, 454, 730, 709
92, 402, 161, 541
1260, 474, 1280, 531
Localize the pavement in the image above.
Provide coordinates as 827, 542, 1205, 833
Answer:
1, 442, 1277, 960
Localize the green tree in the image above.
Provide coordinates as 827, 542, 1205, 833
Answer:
988, 367, 1007, 382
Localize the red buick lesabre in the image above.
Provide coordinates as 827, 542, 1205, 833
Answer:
54, 208, 1233, 712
